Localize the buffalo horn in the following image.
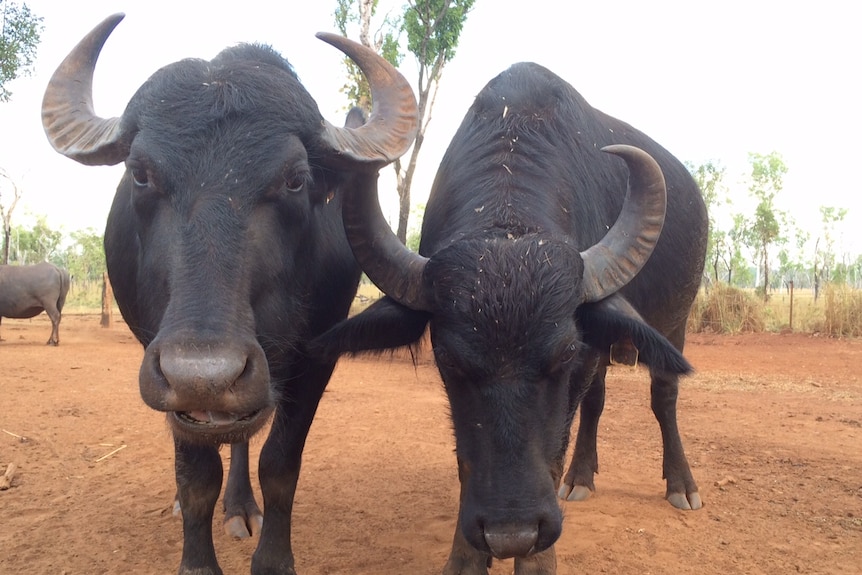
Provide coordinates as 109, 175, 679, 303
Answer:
579, 144, 667, 302
42, 16, 418, 168
315, 32, 419, 165
41, 13, 128, 166
341, 171, 431, 311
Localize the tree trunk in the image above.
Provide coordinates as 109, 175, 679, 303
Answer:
395, 139, 421, 244
2, 227, 9, 265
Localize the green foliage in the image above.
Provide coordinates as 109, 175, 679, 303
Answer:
335, 0, 403, 111
687, 160, 727, 285
404, 0, 475, 71
0, 0, 43, 102
725, 213, 752, 286
405, 202, 425, 251
334, 0, 474, 245
814, 205, 848, 291
64, 228, 106, 281
7, 215, 61, 264
740, 151, 789, 299
6, 219, 106, 282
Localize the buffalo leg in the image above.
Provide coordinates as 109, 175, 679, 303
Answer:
514, 548, 557, 575
170, 442, 261, 537
44, 303, 62, 345
650, 370, 701, 509
251, 364, 332, 575
174, 439, 225, 575
558, 362, 606, 501
223, 441, 263, 537
650, 324, 701, 510
443, 458, 491, 575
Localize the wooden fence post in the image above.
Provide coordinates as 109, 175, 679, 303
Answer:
788, 280, 794, 331
101, 272, 113, 328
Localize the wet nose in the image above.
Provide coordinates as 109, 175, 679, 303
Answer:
159, 346, 248, 397
139, 335, 271, 414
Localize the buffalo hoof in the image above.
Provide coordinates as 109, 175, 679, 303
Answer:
667, 490, 703, 510
224, 508, 263, 538
224, 498, 263, 538
557, 483, 592, 502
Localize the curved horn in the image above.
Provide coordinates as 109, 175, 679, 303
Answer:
41, 13, 128, 166
580, 144, 667, 302
315, 32, 419, 166
342, 171, 431, 311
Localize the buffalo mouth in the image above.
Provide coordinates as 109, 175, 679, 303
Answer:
169, 405, 273, 442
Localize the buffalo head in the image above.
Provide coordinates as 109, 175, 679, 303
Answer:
41, 14, 418, 445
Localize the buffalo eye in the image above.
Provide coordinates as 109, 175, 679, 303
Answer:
560, 341, 580, 364
131, 166, 150, 188
283, 169, 309, 193
433, 347, 455, 370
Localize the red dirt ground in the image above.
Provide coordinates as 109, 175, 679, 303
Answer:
1, 314, 860, 574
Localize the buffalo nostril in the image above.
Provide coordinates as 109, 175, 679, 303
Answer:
483, 526, 539, 559
159, 348, 248, 394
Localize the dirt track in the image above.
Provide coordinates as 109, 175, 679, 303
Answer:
1, 314, 860, 574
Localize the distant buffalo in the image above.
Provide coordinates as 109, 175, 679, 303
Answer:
0, 262, 71, 345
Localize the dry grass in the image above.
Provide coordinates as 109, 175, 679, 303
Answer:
688, 284, 766, 333
64, 275, 862, 338
348, 281, 384, 316
823, 284, 862, 337
65, 280, 107, 314
690, 284, 862, 336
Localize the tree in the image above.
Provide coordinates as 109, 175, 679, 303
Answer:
0, 167, 20, 264
64, 228, 106, 282
8, 215, 61, 264
727, 213, 753, 286
687, 160, 727, 286
777, 223, 809, 289
741, 152, 788, 300
336, 0, 475, 243
813, 205, 848, 300
334, 0, 403, 111
0, 0, 43, 102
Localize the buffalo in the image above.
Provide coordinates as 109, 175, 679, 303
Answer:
41, 14, 417, 575
0, 262, 70, 345
314, 62, 707, 574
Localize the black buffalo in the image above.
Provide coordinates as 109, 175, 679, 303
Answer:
0, 262, 70, 345
315, 62, 707, 573
41, 14, 417, 575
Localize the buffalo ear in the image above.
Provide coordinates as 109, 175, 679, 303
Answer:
576, 294, 692, 375
308, 295, 431, 363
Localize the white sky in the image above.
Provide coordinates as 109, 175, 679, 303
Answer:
1, 0, 859, 259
